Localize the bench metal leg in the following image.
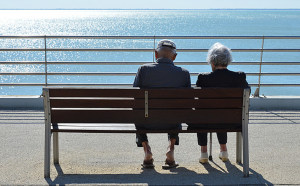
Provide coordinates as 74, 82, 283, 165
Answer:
53, 132, 59, 164
209, 132, 213, 161
236, 132, 242, 164
44, 123, 51, 178
43, 88, 52, 178
242, 122, 249, 177
242, 88, 250, 177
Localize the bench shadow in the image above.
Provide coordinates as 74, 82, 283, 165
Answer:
45, 161, 272, 185
224, 160, 273, 185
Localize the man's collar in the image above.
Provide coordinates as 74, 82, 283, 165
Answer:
213, 67, 228, 71
156, 58, 174, 64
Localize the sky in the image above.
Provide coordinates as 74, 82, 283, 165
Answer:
1, 0, 300, 9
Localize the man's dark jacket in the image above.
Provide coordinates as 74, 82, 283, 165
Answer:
133, 58, 191, 88
133, 57, 191, 130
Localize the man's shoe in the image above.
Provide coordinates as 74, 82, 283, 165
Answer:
219, 151, 228, 162
199, 152, 208, 164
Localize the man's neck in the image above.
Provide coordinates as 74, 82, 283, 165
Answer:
156, 57, 173, 63
213, 66, 227, 71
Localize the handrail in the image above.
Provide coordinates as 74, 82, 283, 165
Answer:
0, 48, 299, 52
1, 83, 300, 87
0, 35, 300, 96
1, 72, 300, 76
1, 61, 300, 65
1, 35, 300, 39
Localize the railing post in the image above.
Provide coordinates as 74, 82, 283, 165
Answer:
153, 36, 156, 63
44, 35, 48, 86
254, 36, 265, 97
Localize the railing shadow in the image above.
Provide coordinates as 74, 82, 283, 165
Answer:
45, 161, 272, 185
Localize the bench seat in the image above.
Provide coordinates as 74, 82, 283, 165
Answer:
52, 123, 241, 133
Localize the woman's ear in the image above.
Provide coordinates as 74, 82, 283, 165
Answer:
211, 63, 215, 71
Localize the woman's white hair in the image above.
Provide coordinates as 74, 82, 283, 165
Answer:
206, 42, 232, 66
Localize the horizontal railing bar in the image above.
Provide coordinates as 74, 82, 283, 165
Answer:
0, 83, 130, 86
248, 73, 300, 76
1, 61, 300, 65
0, 61, 46, 65
0, 72, 138, 76
0, 61, 200, 65
1, 48, 300, 52
1, 83, 300, 87
1, 72, 300, 76
0, 36, 300, 39
0, 36, 46, 39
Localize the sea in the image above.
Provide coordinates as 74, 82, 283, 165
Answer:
0, 9, 299, 96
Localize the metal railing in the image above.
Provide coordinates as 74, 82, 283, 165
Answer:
0, 35, 300, 96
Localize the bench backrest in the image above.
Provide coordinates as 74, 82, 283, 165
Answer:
43, 87, 250, 127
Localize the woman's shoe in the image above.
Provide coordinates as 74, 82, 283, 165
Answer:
199, 152, 208, 164
219, 151, 229, 162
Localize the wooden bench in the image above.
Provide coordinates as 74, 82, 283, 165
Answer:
43, 87, 250, 178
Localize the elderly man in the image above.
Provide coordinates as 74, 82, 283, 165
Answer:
133, 39, 191, 169
193, 42, 250, 164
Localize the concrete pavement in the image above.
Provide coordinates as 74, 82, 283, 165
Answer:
0, 110, 299, 185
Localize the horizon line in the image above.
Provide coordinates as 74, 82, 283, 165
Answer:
1, 8, 300, 10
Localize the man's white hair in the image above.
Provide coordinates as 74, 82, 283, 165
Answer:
206, 42, 232, 67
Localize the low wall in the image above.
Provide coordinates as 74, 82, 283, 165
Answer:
250, 96, 300, 110
0, 96, 44, 110
1, 96, 300, 110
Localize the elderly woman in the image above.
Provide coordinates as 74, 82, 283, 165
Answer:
196, 42, 250, 164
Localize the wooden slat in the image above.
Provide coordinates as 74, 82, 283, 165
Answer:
194, 88, 244, 98
48, 88, 244, 98
149, 98, 242, 109
51, 110, 142, 123
51, 109, 242, 124
49, 88, 144, 98
50, 99, 142, 108
146, 88, 244, 98
147, 109, 242, 124
50, 98, 242, 109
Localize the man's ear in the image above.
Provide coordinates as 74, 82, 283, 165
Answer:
155, 50, 158, 60
172, 53, 177, 61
